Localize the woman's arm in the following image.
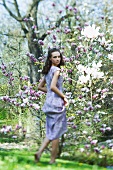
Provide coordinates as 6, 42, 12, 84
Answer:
50, 71, 68, 106
38, 77, 47, 93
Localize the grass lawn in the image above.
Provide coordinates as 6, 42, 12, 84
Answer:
0, 149, 111, 170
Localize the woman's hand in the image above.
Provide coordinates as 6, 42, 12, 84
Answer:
63, 97, 69, 107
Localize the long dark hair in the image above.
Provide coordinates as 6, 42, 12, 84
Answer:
42, 48, 64, 75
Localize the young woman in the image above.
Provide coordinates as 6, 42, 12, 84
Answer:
34, 48, 68, 164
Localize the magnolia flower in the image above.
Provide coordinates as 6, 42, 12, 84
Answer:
81, 24, 100, 39
77, 64, 86, 72
29, 17, 34, 21
80, 148, 84, 152
106, 127, 111, 131
98, 37, 111, 46
78, 74, 90, 84
100, 128, 106, 133
33, 103, 40, 110
108, 54, 113, 60
23, 98, 29, 104
0, 126, 12, 134
94, 147, 100, 153
92, 71, 104, 79
82, 130, 88, 134
85, 144, 90, 149
20, 103, 26, 107
92, 61, 102, 69
91, 140, 98, 145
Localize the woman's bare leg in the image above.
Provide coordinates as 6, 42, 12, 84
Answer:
35, 137, 50, 160
49, 138, 59, 163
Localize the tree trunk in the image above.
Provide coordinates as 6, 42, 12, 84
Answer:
26, 2, 43, 83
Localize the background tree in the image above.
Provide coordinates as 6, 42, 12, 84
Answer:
1, 0, 76, 83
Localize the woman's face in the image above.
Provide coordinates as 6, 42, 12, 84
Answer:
50, 51, 61, 66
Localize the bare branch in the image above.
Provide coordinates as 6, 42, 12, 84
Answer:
2, 0, 22, 21
2, 0, 29, 35
14, 0, 21, 18
55, 14, 73, 27
0, 32, 26, 38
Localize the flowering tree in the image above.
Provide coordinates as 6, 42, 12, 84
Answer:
0, 0, 113, 163
1, 0, 76, 83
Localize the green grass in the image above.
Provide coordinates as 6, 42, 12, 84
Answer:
0, 149, 109, 170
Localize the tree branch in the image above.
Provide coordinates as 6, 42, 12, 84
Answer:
0, 32, 26, 38
27, 0, 43, 15
39, 14, 73, 41
55, 14, 73, 27
2, 0, 22, 21
14, 0, 21, 18
2, 0, 29, 35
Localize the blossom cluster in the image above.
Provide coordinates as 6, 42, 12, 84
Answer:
0, 63, 14, 86
0, 85, 43, 110
26, 52, 38, 63
76, 61, 104, 84
0, 124, 26, 136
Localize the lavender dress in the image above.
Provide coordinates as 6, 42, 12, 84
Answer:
42, 66, 67, 140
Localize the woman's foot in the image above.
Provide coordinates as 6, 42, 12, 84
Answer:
34, 153, 40, 163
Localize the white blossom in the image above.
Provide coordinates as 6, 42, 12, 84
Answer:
98, 37, 111, 46
78, 75, 90, 84
81, 24, 100, 39
23, 98, 29, 104
33, 103, 40, 110
108, 54, 113, 61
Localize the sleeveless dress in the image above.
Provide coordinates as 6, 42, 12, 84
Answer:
42, 66, 67, 140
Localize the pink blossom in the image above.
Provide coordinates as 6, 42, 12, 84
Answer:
15, 125, 22, 130
33, 103, 40, 110
102, 124, 106, 128
88, 136, 92, 141
90, 140, 98, 145
69, 6, 73, 11
88, 106, 94, 111
56, 29, 61, 33
20, 103, 26, 107
94, 147, 100, 153
46, 30, 51, 34
73, 7, 77, 13
106, 127, 111, 131
72, 125, 77, 129
53, 35, 56, 40
52, 3, 56, 7
84, 107, 88, 112
32, 25, 37, 29
58, 10, 62, 14
86, 122, 91, 126
85, 144, 90, 149
100, 128, 106, 133
92, 94, 98, 99
38, 40, 44, 45
101, 88, 109, 93
76, 110, 82, 115
46, 17, 49, 21
65, 5, 69, 9
23, 18, 29, 22
101, 145, 105, 149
